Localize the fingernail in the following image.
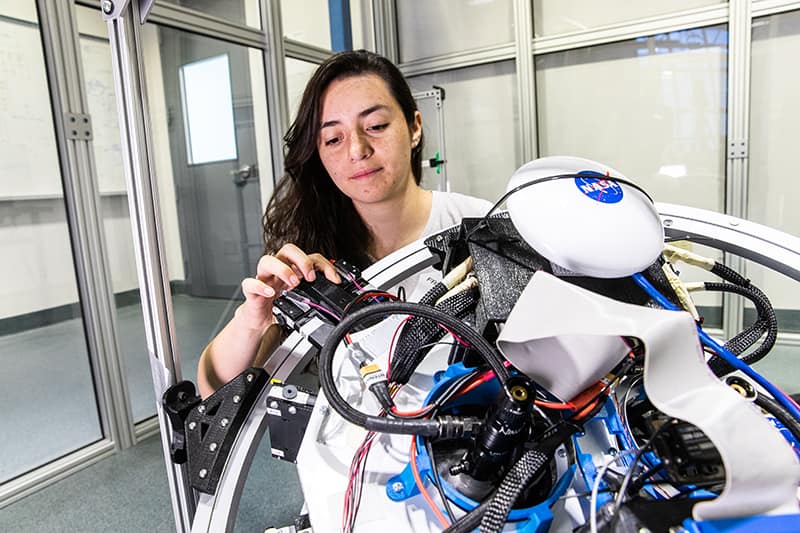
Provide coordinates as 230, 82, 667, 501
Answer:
263, 286, 275, 297
290, 275, 300, 286
307, 271, 316, 282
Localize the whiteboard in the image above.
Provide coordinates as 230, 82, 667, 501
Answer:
0, 18, 62, 198
0, 18, 128, 199
80, 35, 126, 194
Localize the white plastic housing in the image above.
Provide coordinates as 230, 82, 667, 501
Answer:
505, 156, 664, 278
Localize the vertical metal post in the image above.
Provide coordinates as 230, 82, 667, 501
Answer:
262, 0, 290, 184
36, 0, 134, 449
372, 0, 398, 63
514, 0, 538, 164
723, 0, 752, 339
102, 0, 195, 530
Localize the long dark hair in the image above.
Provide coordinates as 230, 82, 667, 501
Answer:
262, 50, 424, 268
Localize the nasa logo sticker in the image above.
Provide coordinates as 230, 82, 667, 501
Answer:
574, 171, 624, 204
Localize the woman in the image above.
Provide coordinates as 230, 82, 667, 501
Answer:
198, 50, 491, 397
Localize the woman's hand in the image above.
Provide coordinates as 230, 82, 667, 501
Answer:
198, 244, 342, 397
238, 243, 342, 331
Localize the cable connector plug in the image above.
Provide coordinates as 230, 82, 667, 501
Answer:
435, 415, 483, 440
359, 362, 394, 411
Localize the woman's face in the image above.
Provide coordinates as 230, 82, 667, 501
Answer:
317, 73, 422, 209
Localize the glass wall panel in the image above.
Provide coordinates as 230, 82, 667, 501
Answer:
749, 11, 800, 334
408, 60, 519, 202
281, 0, 332, 49
397, 0, 515, 63
0, 2, 102, 483
285, 57, 319, 124
75, 5, 153, 423
534, 0, 724, 37
140, 23, 274, 385
161, 0, 261, 29
536, 26, 727, 211
536, 26, 728, 318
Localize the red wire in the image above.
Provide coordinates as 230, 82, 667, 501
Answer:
409, 438, 450, 528
386, 315, 413, 381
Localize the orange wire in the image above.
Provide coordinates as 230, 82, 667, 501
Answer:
409, 438, 450, 528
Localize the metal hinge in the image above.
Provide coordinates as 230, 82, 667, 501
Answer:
728, 139, 747, 159
64, 112, 93, 141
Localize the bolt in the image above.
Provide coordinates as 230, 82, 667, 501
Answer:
233, 395, 241, 404
188, 421, 196, 430
269, 401, 279, 409
391, 481, 403, 492
557, 448, 567, 458
663, 218, 673, 227
221, 418, 229, 427
246, 373, 254, 382
199, 469, 207, 479
101, 0, 114, 15
198, 405, 205, 414
288, 406, 297, 415
209, 443, 217, 452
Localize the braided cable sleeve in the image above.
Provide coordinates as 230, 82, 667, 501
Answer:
391, 287, 480, 384
710, 261, 750, 286
479, 449, 549, 533
703, 281, 778, 374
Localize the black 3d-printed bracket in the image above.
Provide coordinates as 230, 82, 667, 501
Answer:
172, 368, 269, 494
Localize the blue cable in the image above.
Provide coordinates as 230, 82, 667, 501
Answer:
631, 272, 800, 423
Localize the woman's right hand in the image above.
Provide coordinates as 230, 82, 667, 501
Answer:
238, 243, 342, 331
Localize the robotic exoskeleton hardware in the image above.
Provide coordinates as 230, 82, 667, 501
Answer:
162, 157, 800, 533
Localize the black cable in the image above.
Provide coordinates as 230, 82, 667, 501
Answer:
701, 281, 778, 374
443, 497, 492, 533
318, 302, 508, 437
755, 393, 800, 443
425, 438, 457, 523
391, 287, 480, 384
479, 449, 550, 533
391, 369, 480, 420
613, 419, 678, 512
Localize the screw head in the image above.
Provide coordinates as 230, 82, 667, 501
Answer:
288, 406, 297, 415
221, 418, 229, 427
246, 373, 254, 382
209, 443, 217, 452
199, 469, 207, 479
269, 401, 279, 409
188, 421, 196, 430
233, 395, 241, 404
101, 0, 114, 15
663, 218, 673, 227
391, 481, 404, 492
198, 405, 205, 414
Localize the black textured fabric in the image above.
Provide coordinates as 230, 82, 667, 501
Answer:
479, 449, 549, 533
391, 286, 480, 384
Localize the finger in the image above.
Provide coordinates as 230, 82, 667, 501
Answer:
256, 254, 301, 288
308, 253, 342, 284
241, 277, 275, 300
275, 243, 318, 283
